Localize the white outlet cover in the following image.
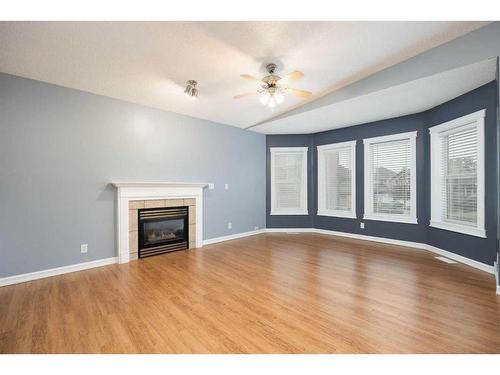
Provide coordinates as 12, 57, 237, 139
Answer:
208, 183, 215, 190
224, 184, 229, 190
228, 222, 232, 229
360, 222, 365, 229
81, 244, 88, 253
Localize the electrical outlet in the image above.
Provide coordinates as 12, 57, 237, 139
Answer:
360, 222, 365, 229
227, 222, 232, 229
224, 183, 229, 190
208, 183, 215, 190
81, 244, 88, 253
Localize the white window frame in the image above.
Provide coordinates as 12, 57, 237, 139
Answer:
270, 147, 309, 215
429, 109, 486, 238
317, 140, 357, 218
363, 131, 418, 224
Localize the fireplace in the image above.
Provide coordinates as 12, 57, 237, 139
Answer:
138, 206, 189, 258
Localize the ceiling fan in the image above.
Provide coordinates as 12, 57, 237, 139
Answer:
234, 63, 312, 108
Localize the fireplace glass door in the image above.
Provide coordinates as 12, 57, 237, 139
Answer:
138, 206, 189, 258
142, 218, 185, 245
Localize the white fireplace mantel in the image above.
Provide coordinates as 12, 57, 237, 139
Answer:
112, 181, 208, 263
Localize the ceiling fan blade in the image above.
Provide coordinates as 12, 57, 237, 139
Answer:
286, 88, 312, 98
233, 92, 258, 99
240, 74, 262, 82
281, 70, 304, 81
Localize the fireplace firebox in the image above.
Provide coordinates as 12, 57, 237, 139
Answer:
137, 206, 189, 258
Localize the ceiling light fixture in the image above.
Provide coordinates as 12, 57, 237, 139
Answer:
259, 86, 285, 108
234, 63, 312, 108
184, 80, 198, 99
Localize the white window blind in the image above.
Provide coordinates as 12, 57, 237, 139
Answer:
430, 109, 485, 238
270, 147, 308, 215
363, 131, 417, 223
441, 126, 478, 226
371, 139, 411, 216
317, 141, 356, 218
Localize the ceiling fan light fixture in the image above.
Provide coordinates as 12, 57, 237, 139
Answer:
259, 92, 271, 105
235, 63, 310, 106
274, 92, 285, 104
184, 80, 198, 99
267, 96, 277, 108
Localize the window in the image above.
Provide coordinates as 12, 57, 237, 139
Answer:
429, 110, 485, 238
317, 141, 356, 218
270, 147, 308, 215
363, 131, 417, 223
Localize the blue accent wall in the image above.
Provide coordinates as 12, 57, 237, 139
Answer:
266, 81, 498, 265
0, 73, 266, 278
266, 134, 314, 228
496, 57, 500, 287
425, 82, 498, 265
313, 113, 428, 243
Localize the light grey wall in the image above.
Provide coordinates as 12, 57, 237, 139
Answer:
0, 73, 266, 277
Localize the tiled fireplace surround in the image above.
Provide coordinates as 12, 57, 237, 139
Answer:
112, 182, 207, 264
128, 198, 197, 260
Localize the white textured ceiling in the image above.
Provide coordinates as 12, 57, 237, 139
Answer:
252, 59, 497, 134
0, 21, 489, 130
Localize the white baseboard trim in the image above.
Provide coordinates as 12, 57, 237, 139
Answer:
266, 227, 494, 274
2, 229, 266, 287
203, 229, 266, 246
314, 228, 428, 250
425, 244, 494, 274
0, 257, 118, 287
1, 229, 495, 287
495, 261, 499, 295
264, 228, 317, 234
266, 227, 426, 250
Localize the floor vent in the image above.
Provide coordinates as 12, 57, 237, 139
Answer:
435, 256, 457, 264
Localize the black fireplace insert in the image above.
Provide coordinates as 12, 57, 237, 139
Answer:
137, 206, 189, 258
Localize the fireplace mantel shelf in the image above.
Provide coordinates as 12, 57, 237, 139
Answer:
111, 182, 208, 189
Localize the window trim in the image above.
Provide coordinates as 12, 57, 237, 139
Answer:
270, 146, 309, 216
429, 109, 486, 238
317, 140, 357, 219
363, 131, 418, 224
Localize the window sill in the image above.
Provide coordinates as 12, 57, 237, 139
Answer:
363, 214, 418, 224
270, 210, 309, 216
317, 210, 356, 219
429, 221, 486, 238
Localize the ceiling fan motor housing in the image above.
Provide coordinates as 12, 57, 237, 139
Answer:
266, 63, 277, 74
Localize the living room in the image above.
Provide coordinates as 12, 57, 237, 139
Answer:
1, 1, 499, 372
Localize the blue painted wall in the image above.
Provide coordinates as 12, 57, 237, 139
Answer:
266, 134, 314, 228
0, 73, 266, 278
267, 81, 498, 265
425, 82, 498, 265
314, 113, 428, 243
496, 57, 500, 287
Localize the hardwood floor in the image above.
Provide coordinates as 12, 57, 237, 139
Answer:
1, 233, 499, 353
